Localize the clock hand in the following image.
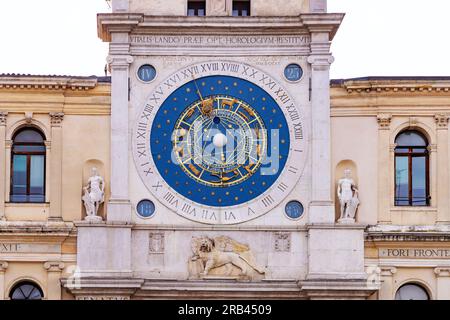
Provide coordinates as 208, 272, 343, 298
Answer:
192, 75, 214, 117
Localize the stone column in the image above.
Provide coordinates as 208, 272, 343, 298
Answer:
379, 266, 397, 300
435, 267, 450, 300
107, 48, 133, 222
44, 261, 64, 300
377, 114, 392, 224
307, 31, 335, 223
49, 113, 64, 222
0, 112, 7, 220
435, 114, 449, 223
0, 261, 8, 300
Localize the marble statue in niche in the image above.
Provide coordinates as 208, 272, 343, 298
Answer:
337, 169, 359, 223
189, 236, 265, 280
82, 167, 105, 222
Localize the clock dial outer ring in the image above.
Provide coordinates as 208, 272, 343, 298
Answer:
133, 61, 308, 225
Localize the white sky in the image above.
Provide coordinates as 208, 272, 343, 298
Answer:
0, 0, 449, 79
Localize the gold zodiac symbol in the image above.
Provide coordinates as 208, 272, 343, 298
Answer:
222, 99, 237, 109
189, 164, 201, 176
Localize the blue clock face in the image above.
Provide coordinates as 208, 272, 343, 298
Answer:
150, 75, 290, 207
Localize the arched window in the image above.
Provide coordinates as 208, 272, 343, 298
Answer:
395, 130, 429, 206
9, 281, 43, 300
10, 128, 46, 203
395, 283, 430, 300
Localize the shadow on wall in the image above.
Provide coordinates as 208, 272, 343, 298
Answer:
334, 160, 358, 222
82, 159, 106, 220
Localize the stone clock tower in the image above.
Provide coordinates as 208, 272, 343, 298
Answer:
71, 0, 375, 299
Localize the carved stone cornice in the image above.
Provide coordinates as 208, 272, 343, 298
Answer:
435, 114, 449, 129
332, 78, 450, 94
0, 75, 98, 91
106, 55, 134, 70
0, 261, 8, 272
44, 261, 65, 272
307, 55, 334, 71
434, 267, 450, 277
377, 114, 392, 130
49, 112, 64, 127
0, 112, 7, 126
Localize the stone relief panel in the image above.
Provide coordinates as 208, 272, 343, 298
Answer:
188, 236, 266, 280
274, 232, 291, 252
149, 232, 165, 254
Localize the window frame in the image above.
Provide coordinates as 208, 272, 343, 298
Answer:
232, 0, 251, 16
187, 0, 206, 16
10, 128, 46, 203
394, 130, 430, 207
9, 281, 44, 300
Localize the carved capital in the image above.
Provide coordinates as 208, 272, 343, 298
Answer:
307, 55, 334, 71
49, 112, 64, 127
434, 267, 450, 277
380, 266, 397, 276
377, 114, 392, 130
0, 261, 8, 272
107, 55, 134, 70
44, 261, 65, 272
435, 114, 449, 129
0, 112, 8, 126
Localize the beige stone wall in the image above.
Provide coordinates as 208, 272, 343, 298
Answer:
332, 78, 450, 300
0, 76, 110, 299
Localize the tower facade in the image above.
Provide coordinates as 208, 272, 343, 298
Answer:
71, 0, 374, 299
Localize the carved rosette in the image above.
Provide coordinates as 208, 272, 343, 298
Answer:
377, 114, 392, 130
49, 112, 64, 127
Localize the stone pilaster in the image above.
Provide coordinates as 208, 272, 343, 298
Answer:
379, 266, 397, 300
49, 113, 64, 222
107, 52, 133, 222
377, 114, 392, 224
307, 32, 335, 223
0, 112, 7, 221
0, 261, 8, 300
434, 267, 450, 299
435, 114, 450, 223
44, 261, 64, 300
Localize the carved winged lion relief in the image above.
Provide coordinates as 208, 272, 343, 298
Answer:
189, 236, 266, 280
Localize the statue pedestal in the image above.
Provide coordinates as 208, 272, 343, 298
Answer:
337, 218, 355, 224
84, 215, 103, 223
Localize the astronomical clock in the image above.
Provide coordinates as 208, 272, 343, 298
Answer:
133, 61, 307, 224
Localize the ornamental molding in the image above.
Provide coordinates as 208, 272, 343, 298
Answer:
435, 114, 449, 129
49, 112, 65, 127
44, 261, 65, 272
0, 261, 8, 272
0, 75, 98, 91
98, 13, 343, 46
0, 112, 7, 126
377, 114, 392, 129
334, 80, 450, 94
380, 267, 397, 276
434, 267, 450, 277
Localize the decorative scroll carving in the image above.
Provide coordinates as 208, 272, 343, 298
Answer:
49, 112, 64, 126
0, 112, 8, 126
189, 236, 265, 280
377, 114, 392, 129
435, 114, 449, 129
